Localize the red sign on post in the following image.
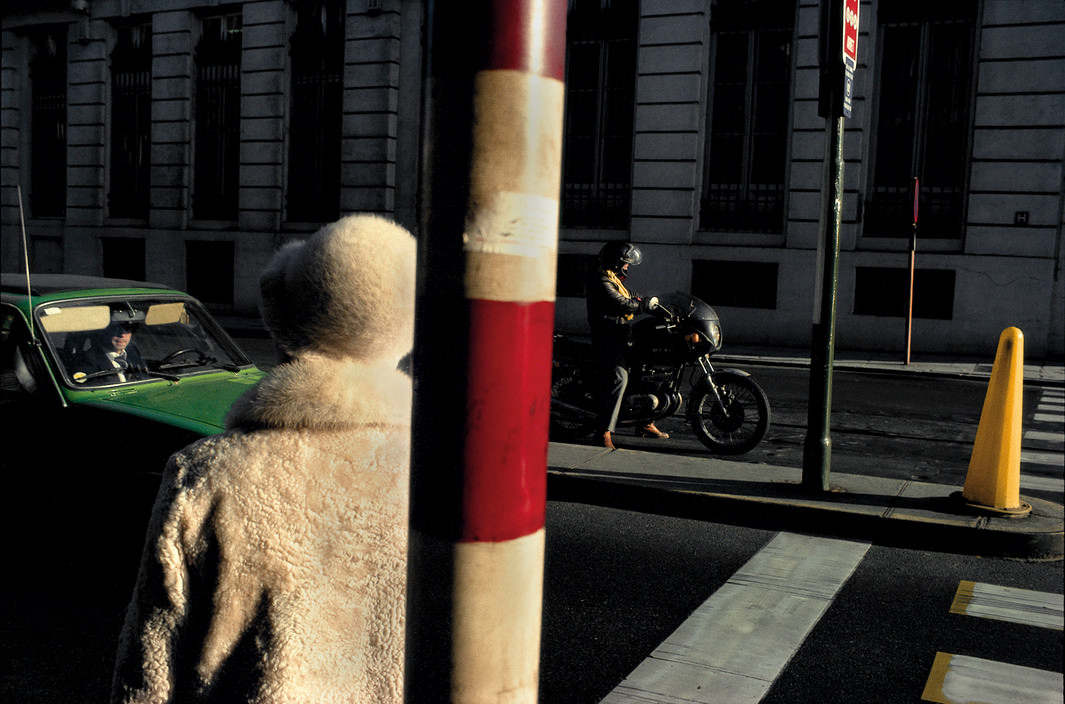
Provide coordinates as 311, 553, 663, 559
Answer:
842, 0, 859, 116
843, 0, 859, 68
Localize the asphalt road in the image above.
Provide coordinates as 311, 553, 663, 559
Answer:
4, 500, 1060, 704
540, 501, 1063, 704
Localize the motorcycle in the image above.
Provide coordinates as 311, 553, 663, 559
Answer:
550, 292, 770, 455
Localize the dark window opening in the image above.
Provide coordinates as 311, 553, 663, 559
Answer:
864, 2, 975, 239
286, 1, 344, 223
185, 240, 234, 306
701, 0, 794, 234
101, 237, 146, 281
30, 27, 67, 218
692, 259, 778, 309
109, 20, 153, 219
853, 266, 955, 320
561, 0, 637, 228
193, 12, 242, 220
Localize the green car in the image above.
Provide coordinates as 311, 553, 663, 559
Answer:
1, 273, 266, 582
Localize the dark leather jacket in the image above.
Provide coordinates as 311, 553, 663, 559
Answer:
586, 266, 641, 333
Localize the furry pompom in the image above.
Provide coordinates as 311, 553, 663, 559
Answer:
259, 214, 416, 363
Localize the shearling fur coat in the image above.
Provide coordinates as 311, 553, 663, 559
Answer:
110, 352, 411, 703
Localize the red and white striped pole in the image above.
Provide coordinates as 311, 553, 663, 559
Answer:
407, 1, 566, 701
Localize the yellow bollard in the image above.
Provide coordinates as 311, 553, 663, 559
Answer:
960, 327, 1031, 516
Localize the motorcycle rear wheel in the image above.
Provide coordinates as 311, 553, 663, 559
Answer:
549, 375, 597, 439
688, 371, 770, 455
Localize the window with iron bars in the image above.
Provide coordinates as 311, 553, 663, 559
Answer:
109, 21, 152, 219
701, 0, 793, 234
561, 0, 637, 229
287, 1, 343, 223
30, 27, 67, 219
864, 2, 976, 240
193, 12, 242, 221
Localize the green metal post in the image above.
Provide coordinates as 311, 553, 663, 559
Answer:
803, 114, 845, 492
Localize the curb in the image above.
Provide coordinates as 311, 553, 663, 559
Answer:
546, 469, 1064, 561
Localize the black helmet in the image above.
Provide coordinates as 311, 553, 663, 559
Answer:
598, 241, 642, 272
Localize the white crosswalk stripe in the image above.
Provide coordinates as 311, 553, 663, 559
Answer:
1025, 429, 1065, 444
1022, 474, 1065, 493
949, 581, 1064, 630
921, 579, 1065, 703
922, 653, 1063, 704
1021, 449, 1065, 466
1021, 388, 1065, 497
1035, 412, 1065, 423
600, 533, 869, 704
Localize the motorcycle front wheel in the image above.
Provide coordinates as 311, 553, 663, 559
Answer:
688, 371, 770, 455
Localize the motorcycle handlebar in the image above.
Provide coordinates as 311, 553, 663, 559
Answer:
651, 300, 675, 321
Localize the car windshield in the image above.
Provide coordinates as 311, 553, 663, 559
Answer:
37, 296, 253, 387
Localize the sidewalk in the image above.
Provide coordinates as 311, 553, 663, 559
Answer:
546, 442, 1064, 560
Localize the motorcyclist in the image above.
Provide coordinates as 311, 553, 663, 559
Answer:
586, 241, 667, 449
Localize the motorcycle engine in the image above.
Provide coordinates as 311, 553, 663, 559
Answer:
623, 393, 661, 415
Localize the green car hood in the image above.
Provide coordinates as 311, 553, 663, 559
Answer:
76, 371, 265, 436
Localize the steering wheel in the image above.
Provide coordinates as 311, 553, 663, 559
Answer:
159, 348, 201, 365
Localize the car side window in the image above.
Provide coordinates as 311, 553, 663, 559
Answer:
0, 308, 47, 399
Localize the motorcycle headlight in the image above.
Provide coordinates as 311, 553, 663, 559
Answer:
707, 321, 722, 350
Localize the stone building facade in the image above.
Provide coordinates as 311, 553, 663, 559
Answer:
3, 1, 1063, 357
2, 0, 423, 314
553, 0, 1065, 359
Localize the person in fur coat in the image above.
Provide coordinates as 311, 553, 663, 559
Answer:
111, 214, 416, 703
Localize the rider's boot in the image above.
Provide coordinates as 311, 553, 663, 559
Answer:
637, 423, 669, 439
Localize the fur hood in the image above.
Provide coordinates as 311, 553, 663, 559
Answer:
258, 214, 417, 364
226, 352, 412, 431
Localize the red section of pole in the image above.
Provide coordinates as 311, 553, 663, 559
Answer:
462, 299, 553, 542
483, 0, 566, 78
